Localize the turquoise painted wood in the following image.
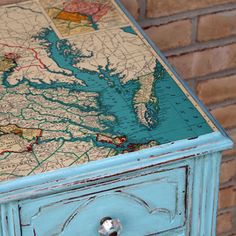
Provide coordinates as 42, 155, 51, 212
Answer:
0, 150, 230, 236
19, 168, 186, 235
0, 0, 234, 235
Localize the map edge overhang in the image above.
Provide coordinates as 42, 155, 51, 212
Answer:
0, 131, 233, 204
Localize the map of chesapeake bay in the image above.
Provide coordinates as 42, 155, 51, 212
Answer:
0, 0, 216, 181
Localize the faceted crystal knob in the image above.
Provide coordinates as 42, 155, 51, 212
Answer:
98, 217, 122, 236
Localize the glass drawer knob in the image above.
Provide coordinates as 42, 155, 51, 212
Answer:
98, 217, 122, 236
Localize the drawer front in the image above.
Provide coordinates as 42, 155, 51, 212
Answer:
19, 167, 187, 235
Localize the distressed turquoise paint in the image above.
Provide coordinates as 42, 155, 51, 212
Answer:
0, 152, 228, 236
0, 132, 233, 204
0, 0, 234, 236
190, 153, 222, 235
0, 202, 21, 236
18, 168, 186, 235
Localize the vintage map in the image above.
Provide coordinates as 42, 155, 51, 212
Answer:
0, 0, 216, 182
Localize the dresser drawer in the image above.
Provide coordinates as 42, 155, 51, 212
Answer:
19, 167, 187, 236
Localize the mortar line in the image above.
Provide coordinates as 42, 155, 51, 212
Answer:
191, 16, 198, 44
139, 3, 236, 27
208, 99, 236, 111
164, 36, 236, 56
221, 155, 236, 162
192, 68, 236, 82
218, 206, 236, 215
138, 0, 146, 21
219, 181, 236, 191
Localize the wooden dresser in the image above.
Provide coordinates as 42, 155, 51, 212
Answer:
0, 0, 233, 235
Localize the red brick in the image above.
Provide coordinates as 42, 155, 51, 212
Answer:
146, 0, 236, 18
198, 10, 236, 42
145, 20, 192, 51
220, 158, 236, 183
217, 211, 233, 234
211, 104, 236, 129
196, 75, 236, 105
120, 0, 139, 20
219, 186, 236, 209
223, 130, 236, 157
168, 44, 236, 79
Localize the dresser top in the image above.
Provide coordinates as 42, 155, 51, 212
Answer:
0, 0, 218, 182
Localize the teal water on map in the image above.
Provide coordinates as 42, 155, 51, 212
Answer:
2, 28, 213, 152
121, 26, 137, 35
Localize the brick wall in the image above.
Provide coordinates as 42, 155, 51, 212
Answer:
121, 0, 236, 235
0, 0, 235, 234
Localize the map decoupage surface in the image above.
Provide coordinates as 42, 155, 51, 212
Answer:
0, 0, 217, 181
